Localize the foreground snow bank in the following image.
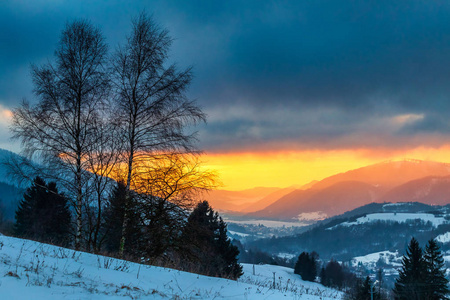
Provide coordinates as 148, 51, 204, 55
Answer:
0, 235, 341, 299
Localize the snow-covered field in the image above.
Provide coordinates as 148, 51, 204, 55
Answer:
351, 251, 402, 269
0, 235, 342, 299
330, 213, 447, 229
436, 232, 450, 244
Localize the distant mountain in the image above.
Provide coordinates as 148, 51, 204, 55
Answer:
0, 148, 24, 186
311, 160, 450, 191
204, 187, 282, 212
248, 181, 383, 220
0, 182, 23, 221
0, 149, 28, 221
318, 201, 436, 225
239, 186, 299, 213
379, 175, 450, 205
250, 202, 450, 262
249, 160, 450, 221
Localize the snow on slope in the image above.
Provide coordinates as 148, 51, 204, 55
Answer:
351, 251, 402, 269
330, 213, 447, 229
436, 232, 450, 244
0, 235, 341, 299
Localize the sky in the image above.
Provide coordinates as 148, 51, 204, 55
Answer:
2, 1, 450, 190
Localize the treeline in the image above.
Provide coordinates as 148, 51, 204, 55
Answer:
251, 217, 446, 261
233, 240, 293, 267
292, 237, 449, 299
293, 251, 359, 290
14, 177, 242, 279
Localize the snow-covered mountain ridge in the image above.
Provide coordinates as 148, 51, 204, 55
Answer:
0, 235, 341, 299
327, 212, 448, 230
249, 202, 450, 266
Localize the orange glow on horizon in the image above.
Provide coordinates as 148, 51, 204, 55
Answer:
203, 145, 450, 191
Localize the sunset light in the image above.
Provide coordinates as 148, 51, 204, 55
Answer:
4, 2, 450, 297
204, 146, 450, 190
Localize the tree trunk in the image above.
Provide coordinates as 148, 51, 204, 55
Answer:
119, 149, 134, 257
75, 156, 82, 250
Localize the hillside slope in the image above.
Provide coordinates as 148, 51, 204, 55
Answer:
250, 202, 450, 262
0, 148, 26, 186
379, 175, 450, 205
239, 186, 299, 213
204, 187, 281, 212
249, 181, 383, 220
0, 235, 341, 299
312, 160, 450, 191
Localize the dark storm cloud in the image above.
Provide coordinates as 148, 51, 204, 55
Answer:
2, 0, 450, 152
169, 1, 450, 110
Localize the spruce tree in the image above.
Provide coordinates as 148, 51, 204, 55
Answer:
182, 201, 242, 279
15, 177, 71, 246
393, 237, 427, 300
137, 196, 185, 262
358, 276, 372, 300
424, 239, 449, 300
103, 181, 140, 254
320, 267, 327, 286
216, 217, 243, 279
294, 252, 318, 282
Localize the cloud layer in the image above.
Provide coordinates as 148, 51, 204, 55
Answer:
2, 1, 450, 152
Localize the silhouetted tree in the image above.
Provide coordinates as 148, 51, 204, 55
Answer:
84, 116, 121, 253
320, 259, 357, 290
11, 20, 109, 250
234, 241, 291, 266
111, 12, 206, 257
181, 201, 242, 279
393, 237, 427, 299
15, 177, 71, 246
424, 239, 449, 300
135, 195, 186, 262
103, 181, 140, 254
294, 251, 318, 282
320, 267, 327, 286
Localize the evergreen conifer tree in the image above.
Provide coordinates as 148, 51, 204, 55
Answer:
393, 237, 427, 299
294, 252, 318, 282
424, 239, 449, 300
216, 217, 242, 279
15, 177, 71, 246
182, 201, 242, 279
320, 267, 327, 286
103, 181, 140, 254
358, 276, 372, 300
137, 196, 185, 262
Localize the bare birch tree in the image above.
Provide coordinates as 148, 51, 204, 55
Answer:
11, 20, 109, 250
133, 153, 218, 262
84, 115, 121, 253
111, 13, 206, 256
